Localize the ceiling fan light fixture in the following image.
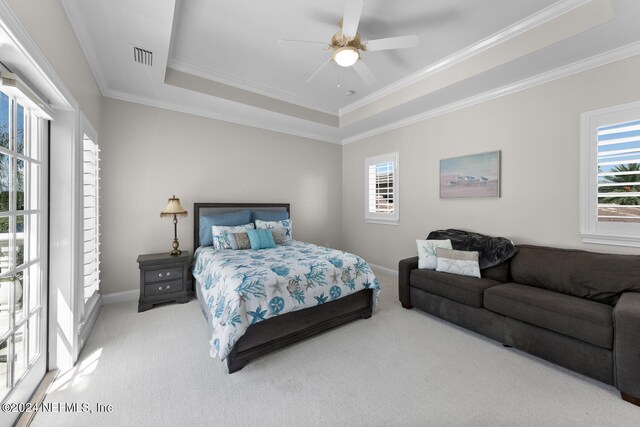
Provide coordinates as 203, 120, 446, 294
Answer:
333, 46, 359, 67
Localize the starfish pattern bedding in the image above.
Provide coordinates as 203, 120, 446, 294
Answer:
192, 241, 380, 360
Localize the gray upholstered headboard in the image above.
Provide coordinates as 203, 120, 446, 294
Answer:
193, 202, 290, 250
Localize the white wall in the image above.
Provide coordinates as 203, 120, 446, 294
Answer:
100, 98, 343, 294
342, 56, 640, 271
7, 0, 640, 294
5, 0, 103, 130
5, 0, 106, 370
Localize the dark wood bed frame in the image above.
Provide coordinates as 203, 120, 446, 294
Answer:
193, 202, 374, 373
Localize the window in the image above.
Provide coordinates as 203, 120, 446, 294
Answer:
0, 87, 46, 403
365, 152, 399, 224
580, 101, 640, 247
82, 135, 100, 304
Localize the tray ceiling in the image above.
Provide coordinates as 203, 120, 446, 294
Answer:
60, 0, 640, 143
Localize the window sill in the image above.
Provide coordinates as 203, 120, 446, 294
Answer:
581, 232, 640, 248
365, 218, 399, 226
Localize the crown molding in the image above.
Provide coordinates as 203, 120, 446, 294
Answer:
168, 59, 339, 116
338, 0, 593, 116
0, 0, 77, 110
103, 87, 341, 145
59, 0, 109, 96
342, 41, 640, 145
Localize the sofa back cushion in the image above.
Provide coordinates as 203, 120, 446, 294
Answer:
510, 245, 640, 306
481, 262, 510, 282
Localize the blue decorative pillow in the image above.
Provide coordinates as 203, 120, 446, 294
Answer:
199, 210, 251, 247
253, 210, 289, 222
255, 219, 293, 242
246, 229, 276, 250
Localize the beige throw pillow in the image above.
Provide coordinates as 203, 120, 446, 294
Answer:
435, 247, 481, 278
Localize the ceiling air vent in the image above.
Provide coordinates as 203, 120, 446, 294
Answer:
133, 46, 153, 66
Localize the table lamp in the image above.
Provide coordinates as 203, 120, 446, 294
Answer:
160, 195, 188, 255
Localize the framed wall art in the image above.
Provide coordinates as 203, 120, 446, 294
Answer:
440, 151, 501, 198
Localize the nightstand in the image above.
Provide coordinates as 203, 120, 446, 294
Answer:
137, 251, 192, 312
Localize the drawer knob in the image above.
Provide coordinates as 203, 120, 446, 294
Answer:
158, 273, 163, 278
167, 272, 171, 277
158, 286, 163, 291
166, 285, 171, 289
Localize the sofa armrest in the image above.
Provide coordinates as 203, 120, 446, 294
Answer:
614, 292, 640, 399
398, 256, 419, 309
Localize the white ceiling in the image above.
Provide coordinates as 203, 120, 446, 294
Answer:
60, 0, 640, 143
169, 0, 559, 112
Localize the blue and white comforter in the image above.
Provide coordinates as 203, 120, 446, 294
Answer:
192, 241, 380, 360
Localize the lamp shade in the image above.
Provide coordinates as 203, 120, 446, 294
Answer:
333, 47, 359, 67
160, 195, 188, 218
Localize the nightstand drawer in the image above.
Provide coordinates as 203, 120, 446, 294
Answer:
144, 267, 183, 283
144, 280, 183, 297
137, 251, 192, 312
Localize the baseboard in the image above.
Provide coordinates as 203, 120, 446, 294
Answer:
79, 294, 102, 351
102, 289, 139, 305
369, 263, 398, 277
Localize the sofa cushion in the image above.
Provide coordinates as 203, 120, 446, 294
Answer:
409, 269, 502, 308
510, 245, 640, 306
484, 283, 613, 349
481, 262, 509, 282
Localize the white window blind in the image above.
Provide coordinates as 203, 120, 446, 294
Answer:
365, 152, 399, 225
83, 136, 100, 302
597, 119, 640, 223
368, 161, 394, 213
580, 101, 640, 248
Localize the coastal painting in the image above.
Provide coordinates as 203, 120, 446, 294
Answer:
440, 151, 501, 198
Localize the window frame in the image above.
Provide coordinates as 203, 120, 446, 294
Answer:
0, 87, 47, 408
580, 100, 640, 247
364, 151, 399, 225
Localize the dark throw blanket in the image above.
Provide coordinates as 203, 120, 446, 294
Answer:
426, 229, 517, 269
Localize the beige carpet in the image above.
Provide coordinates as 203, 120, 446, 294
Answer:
32, 272, 640, 426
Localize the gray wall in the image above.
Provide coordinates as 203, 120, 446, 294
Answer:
100, 98, 343, 294
342, 56, 640, 271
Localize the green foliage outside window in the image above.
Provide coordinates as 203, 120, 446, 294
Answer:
599, 163, 640, 205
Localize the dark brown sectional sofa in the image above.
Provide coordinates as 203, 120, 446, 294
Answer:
399, 244, 640, 405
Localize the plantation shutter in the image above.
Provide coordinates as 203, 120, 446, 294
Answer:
365, 152, 399, 224
368, 161, 394, 214
83, 136, 100, 301
597, 119, 640, 222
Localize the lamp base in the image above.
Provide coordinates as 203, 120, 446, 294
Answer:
170, 239, 182, 256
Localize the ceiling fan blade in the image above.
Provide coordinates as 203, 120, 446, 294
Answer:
365, 35, 420, 51
306, 57, 333, 84
342, 0, 364, 39
278, 39, 329, 47
352, 59, 377, 86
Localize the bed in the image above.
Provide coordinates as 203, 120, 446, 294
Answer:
192, 202, 379, 373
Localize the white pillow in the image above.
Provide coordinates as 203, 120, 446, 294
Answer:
255, 219, 292, 242
416, 239, 452, 269
435, 247, 481, 278
212, 223, 255, 250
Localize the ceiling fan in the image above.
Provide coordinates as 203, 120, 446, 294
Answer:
278, 0, 419, 86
